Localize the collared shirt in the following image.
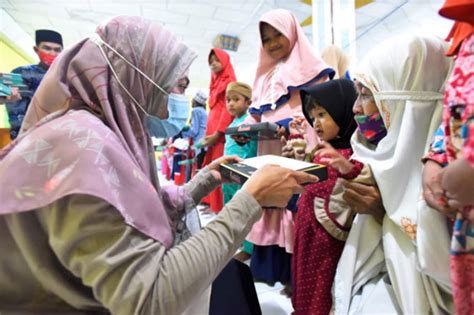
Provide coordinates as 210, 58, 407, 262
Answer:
5, 64, 46, 139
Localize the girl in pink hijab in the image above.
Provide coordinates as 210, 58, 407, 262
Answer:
0, 16, 318, 314
245, 8, 334, 294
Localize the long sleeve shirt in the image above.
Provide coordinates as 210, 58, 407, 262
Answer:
182, 107, 207, 143
0, 168, 262, 314
5, 64, 46, 140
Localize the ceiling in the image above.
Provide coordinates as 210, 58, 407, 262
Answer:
1, 0, 451, 92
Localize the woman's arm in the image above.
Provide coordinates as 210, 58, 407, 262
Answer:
342, 167, 385, 225
342, 181, 385, 224
37, 191, 262, 315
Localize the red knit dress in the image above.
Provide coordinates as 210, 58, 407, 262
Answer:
292, 148, 362, 315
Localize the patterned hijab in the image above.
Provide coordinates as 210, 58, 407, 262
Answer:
0, 16, 197, 248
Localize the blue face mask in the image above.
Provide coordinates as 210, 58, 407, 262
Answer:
146, 93, 189, 138
90, 33, 187, 139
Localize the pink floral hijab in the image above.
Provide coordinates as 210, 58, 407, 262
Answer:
251, 9, 333, 112
0, 16, 197, 248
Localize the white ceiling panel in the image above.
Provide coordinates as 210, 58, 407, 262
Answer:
1, 0, 450, 90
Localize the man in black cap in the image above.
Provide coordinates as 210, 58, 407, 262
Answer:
5, 29, 63, 140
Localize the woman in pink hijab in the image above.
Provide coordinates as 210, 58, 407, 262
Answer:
0, 16, 318, 314
245, 9, 334, 294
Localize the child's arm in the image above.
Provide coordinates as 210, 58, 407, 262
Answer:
203, 101, 233, 148
315, 142, 355, 175
182, 110, 199, 139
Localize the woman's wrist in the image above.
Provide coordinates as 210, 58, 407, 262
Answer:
372, 206, 385, 224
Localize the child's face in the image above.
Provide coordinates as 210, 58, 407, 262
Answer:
260, 23, 291, 61
353, 80, 378, 116
309, 104, 340, 142
209, 53, 223, 73
226, 91, 250, 118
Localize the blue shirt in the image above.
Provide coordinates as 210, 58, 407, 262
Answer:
5, 64, 47, 139
224, 113, 257, 159
182, 107, 207, 143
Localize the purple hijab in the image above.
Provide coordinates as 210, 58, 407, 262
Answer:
0, 16, 197, 248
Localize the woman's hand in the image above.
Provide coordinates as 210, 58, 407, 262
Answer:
342, 180, 385, 224
206, 155, 243, 183
243, 164, 319, 208
315, 142, 354, 174
201, 132, 221, 148
441, 158, 474, 212
421, 160, 456, 218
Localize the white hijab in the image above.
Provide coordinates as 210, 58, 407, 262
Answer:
335, 35, 454, 314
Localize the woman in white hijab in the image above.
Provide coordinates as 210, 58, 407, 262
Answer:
334, 35, 454, 314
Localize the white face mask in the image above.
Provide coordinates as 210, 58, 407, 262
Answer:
89, 33, 186, 138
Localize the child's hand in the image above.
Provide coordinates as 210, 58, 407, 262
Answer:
281, 136, 295, 158
202, 132, 220, 147
7, 87, 21, 102
281, 136, 306, 160
440, 158, 474, 211
315, 142, 353, 174
231, 135, 251, 145
288, 116, 306, 135
276, 126, 287, 138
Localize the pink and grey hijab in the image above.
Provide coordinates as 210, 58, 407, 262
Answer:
0, 16, 197, 248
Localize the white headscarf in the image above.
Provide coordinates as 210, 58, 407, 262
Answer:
351, 35, 451, 230
335, 35, 454, 314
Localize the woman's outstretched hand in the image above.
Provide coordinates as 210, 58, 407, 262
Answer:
206, 155, 243, 183
243, 164, 318, 208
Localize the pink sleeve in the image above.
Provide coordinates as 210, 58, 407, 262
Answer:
243, 113, 259, 124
